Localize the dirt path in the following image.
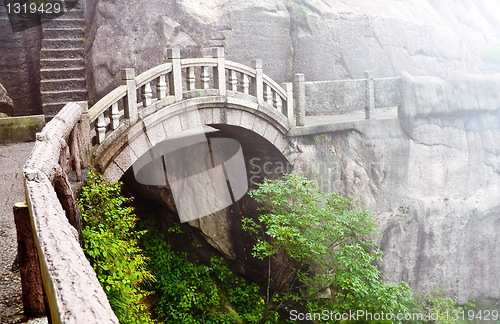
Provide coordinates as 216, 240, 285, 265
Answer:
0, 142, 33, 323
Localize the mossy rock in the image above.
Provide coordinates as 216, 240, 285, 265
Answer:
0, 115, 45, 143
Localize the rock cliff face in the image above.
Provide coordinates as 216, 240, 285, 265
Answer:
0, 11, 42, 116
84, 0, 500, 102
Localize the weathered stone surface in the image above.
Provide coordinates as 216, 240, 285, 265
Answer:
24, 171, 118, 323
304, 80, 366, 115
84, 0, 500, 103
81, 0, 500, 305
23, 102, 118, 322
293, 74, 500, 303
0, 13, 42, 116
0, 115, 45, 144
0, 83, 14, 115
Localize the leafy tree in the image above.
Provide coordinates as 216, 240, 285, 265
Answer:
242, 173, 413, 322
78, 171, 155, 323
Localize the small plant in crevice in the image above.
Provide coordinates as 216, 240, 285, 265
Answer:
410, 289, 476, 324
78, 171, 155, 324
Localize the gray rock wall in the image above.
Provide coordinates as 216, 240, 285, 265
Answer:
293, 74, 500, 303
0, 10, 42, 116
304, 76, 401, 115
83, 0, 500, 103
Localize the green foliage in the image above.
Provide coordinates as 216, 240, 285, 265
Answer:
411, 289, 474, 324
243, 173, 413, 320
313, 133, 330, 144
78, 171, 155, 324
140, 219, 277, 324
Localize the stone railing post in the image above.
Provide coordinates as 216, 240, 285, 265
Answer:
293, 73, 305, 126
283, 82, 295, 127
122, 68, 138, 124
168, 48, 183, 101
212, 47, 226, 96
252, 59, 264, 104
365, 70, 375, 120
79, 101, 92, 165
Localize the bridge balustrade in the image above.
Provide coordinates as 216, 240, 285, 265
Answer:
83, 48, 295, 155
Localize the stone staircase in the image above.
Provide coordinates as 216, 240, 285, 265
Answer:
40, 4, 87, 118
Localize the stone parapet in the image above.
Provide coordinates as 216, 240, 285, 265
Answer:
23, 102, 118, 324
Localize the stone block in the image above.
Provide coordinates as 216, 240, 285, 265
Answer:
239, 111, 256, 131
128, 132, 152, 160
263, 124, 279, 144
163, 115, 183, 137
273, 133, 290, 154
251, 117, 268, 138
304, 80, 366, 115
112, 145, 138, 173
180, 109, 202, 130
0, 115, 45, 144
198, 108, 214, 125
210, 108, 226, 124
374, 77, 402, 108
225, 109, 242, 127
145, 121, 167, 147
103, 161, 125, 183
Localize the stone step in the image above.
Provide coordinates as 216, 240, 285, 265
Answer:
41, 67, 85, 79
42, 97, 88, 115
42, 102, 73, 117
61, 0, 82, 10
40, 57, 84, 69
41, 48, 82, 59
43, 27, 84, 39
40, 78, 86, 91
41, 18, 84, 28
42, 38, 84, 49
56, 9, 84, 19
41, 10, 84, 23
41, 89, 88, 102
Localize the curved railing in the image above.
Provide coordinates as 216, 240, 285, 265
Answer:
23, 102, 118, 323
83, 48, 295, 152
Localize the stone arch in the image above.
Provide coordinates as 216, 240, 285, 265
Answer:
95, 98, 295, 183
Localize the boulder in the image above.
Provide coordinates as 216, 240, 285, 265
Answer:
0, 83, 14, 116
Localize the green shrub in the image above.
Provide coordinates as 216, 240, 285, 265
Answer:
140, 219, 277, 324
78, 171, 155, 323
243, 173, 413, 321
411, 289, 474, 324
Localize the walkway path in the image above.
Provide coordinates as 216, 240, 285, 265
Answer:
0, 142, 34, 323
304, 107, 398, 126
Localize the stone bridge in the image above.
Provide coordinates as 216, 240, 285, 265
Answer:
82, 48, 400, 180
20, 48, 403, 322
83, 48, 296, 183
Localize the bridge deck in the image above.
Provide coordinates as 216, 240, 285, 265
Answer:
290, 107, 399, 137
304, 107, 398, 126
